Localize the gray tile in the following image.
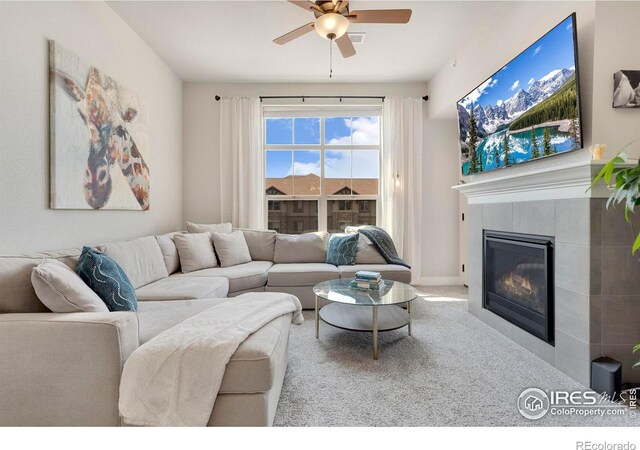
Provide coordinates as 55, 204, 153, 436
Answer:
467, 234, 483, 290
602, 246, 640, 295
590, 246, 602, 296
590, 199, 604, 247
590, 295, 602, 345
601, 201, 640, 246
601, 295, 640, 345
555, 330, 592, 386
555, 244, 591, 295
555, 286, 590, 343
478, 307, 514, 340
510, 325, 555, 365
601, 345, 640, 384
513, 201, 555, 236
468, 204, 483, 237
555, 199, 591, 246
483, 203, 512, 232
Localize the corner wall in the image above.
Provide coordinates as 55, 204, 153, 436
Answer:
0, 1, 183, 254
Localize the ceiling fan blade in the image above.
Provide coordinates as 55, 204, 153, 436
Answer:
347, 9, 412, 24
335, 34, 356, 58
334, 0, 349, 14
273, 22, 315, 45
288, 0, 323, 14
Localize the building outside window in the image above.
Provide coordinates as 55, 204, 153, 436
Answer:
264, 109, 381, 234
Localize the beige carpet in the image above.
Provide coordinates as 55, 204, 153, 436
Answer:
273, 286, 639, 426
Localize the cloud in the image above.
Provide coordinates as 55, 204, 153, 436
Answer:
496, 100, 503, 107
460, 77, 496, 109
533, 45, 542, 57
528, 78, 535, 85
289, 161, 320, 176
566, 22, 572, 30
325, 152, 350, 178
327, 116, 380, 145
510, 80, 520, 91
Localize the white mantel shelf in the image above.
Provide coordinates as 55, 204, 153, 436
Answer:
451, 161, 630, 204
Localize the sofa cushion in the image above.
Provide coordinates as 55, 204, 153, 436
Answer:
174, 232, 218, 273
211, 230, 252, 267
326, 233, 359, 266
76, 247, 137, 312
0, 248, 81, 313
97, 236, 168, 289
31, 259, 108, 313
236, 228, 276, 261
338, 264, 412, 284
137, 298, 291, 393
273, 232, 328, 263
172, 261, 273, 293
155, 232, 185, 275
355, 235, 387, 264
186, 222, 232, 234
135, 276, 229, 301
267, 263, 340, 287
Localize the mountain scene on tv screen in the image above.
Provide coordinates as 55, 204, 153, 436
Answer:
458, 16, 581, 176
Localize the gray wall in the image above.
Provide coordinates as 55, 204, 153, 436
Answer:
0, 1, 184, 254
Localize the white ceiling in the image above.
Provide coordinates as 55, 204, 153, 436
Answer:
108, 1, 510, 83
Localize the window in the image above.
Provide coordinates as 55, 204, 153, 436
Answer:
264, 110, 380, 234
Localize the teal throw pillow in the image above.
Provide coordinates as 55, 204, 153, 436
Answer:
75, 246, 137, 312
326, 233, 359, 266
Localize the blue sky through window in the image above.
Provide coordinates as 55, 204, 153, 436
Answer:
265, 118, 292, 145
294, 118, 320, 144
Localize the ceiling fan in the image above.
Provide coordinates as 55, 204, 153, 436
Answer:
273, 0, 412, 59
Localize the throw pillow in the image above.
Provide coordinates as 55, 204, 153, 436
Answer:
273, 232, 328, 263
174, 232, 218, 273
211, 230, 252, 268
186, 222, 232, 234
355, 234, 387, 264
326, 233, 359, 266
31, 259, 109, 313
75, 247, 137, 312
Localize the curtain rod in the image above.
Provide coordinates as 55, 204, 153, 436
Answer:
214, 95, 429, 102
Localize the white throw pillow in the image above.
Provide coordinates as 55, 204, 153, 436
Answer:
31, 259, 108, 313
211, 230, 252, 267
186, 222, 232, 234
174, 233, 218, 273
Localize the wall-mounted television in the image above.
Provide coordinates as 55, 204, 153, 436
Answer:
457, 13, 582, 176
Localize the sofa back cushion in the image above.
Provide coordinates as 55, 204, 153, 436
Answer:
274, 232, 328, 263
186, 222, 232, 234
211, 231, 252, 268
155, 231, 185, 274
31, 259, 108, 313
236, 228, 276, 261
97, 236, 168, 289
174, 232, 218, 273
0, 248, 81, 313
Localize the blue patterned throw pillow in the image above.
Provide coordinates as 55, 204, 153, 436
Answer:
326, 233, 359, 266
75, 246, 137, 312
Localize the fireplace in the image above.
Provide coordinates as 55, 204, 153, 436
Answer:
483, 230, 554, 345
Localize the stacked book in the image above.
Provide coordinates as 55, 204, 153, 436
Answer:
350, 271, 385, 291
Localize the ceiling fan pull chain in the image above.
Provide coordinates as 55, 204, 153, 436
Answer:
329, 37, 333, 78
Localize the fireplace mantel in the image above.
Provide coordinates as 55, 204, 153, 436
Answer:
451, 161, 631, 204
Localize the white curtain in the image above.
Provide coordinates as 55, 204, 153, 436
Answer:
219, 97, 263, 229
381, 97, 423, 280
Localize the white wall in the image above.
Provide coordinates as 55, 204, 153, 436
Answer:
183, 82, 462, 282
0, 1, 183, 254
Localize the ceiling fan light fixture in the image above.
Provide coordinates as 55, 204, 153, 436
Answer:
314, 13, 349, 40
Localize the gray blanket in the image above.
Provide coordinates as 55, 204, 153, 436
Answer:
357, 226, 410, 269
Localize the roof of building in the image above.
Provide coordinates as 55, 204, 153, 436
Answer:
265, 174, 378, 196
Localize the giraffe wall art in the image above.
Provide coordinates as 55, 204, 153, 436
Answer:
49, 41, 150, 210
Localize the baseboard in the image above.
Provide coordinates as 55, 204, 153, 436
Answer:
412, 277, 463, 286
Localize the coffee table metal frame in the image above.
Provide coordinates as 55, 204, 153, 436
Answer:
313, 279, 418, 359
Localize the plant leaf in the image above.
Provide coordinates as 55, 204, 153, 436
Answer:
632, 231, 640, 255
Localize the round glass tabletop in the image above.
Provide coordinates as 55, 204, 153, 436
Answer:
313, 279, 418, 306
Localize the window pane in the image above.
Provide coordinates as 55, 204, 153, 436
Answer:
325, 117, 351, 145
265, 151, 292, 195
294, 118, 320, 145
293, 150, 320, 196
266, 118, 293, 145
351, 150, 379, 195
327, 200, 377, 233
324, 150, 351, 195
268, 200, 318, 234
351, 116, 380, 145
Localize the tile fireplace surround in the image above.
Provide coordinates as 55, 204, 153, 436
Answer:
454, 161, 640, 385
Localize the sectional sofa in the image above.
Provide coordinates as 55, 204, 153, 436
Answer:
0, 227, 410, 426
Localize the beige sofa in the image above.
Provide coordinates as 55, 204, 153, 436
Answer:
0, 228, 410, 426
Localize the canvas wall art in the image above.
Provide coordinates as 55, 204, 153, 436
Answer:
49, 41, 150, 210
613, 70, 640, 108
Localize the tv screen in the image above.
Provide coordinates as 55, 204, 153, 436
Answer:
458, 13, 582, 176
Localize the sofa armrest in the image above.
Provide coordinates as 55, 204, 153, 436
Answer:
0, 312, 138, 426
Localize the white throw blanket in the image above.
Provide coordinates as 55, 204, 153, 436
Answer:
119, 293, 303, 426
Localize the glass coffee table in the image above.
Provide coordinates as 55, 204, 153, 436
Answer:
313, 279, 418, 360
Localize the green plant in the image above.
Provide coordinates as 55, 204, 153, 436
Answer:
634, 344, 640, 368
589, 144, 640, 254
